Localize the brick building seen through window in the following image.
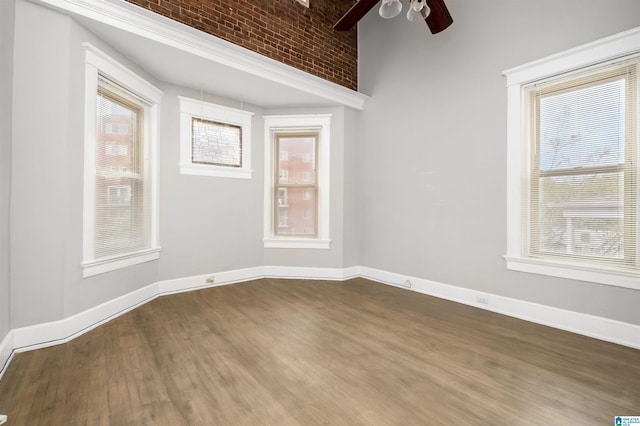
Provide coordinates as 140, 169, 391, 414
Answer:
276, 134, 317, 236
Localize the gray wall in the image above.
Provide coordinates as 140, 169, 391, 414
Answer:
10, 0, 162, 327
10, 0, 638, 334
357, 0, 640, 324
8, 0, 359, 329
262, 106, 350, 269
0, 0, 15, 342
342, 107, 361, 267
157, 84, 264, 281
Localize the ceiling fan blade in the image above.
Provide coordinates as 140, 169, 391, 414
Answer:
425, 0, 453, 34
334, 0, 380, 31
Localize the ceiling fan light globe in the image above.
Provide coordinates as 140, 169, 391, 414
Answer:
411, 0, 425, 12
379, 0, 402, 19
406, 7, 423, 22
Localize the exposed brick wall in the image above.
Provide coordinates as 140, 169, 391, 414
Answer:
125, 0, 358, 90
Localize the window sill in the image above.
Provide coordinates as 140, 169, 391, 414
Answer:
264, 238, 331, 249
82, 247, 161, 278
179, 163, 252, 179
504, 255, 640, 291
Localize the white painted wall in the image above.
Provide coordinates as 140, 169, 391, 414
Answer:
11, 0, 68, 327
10, 1, 163, 326
342, 107, 361, 267
9, 0, 637, 338
0, 0, 15, 342
7, 0, 360, 329
262, 106, 350, 269
157, 84, 265, 280
357, 0, 640, 325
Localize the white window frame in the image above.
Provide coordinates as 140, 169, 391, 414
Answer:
82, 43, 162, 278
503, 27, 640, 290
263, 114, 331, 249
179, 96, 253, 179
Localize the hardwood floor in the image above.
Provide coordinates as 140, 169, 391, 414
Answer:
0, 278, 638, 425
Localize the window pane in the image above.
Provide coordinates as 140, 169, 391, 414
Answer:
192, 117, 242, 167
275, 134, 318, 237
277, 136, 315, 184
95, 86, 146, 257
539, 79, 625, 171
276, 187, 316, 236
536, 172, 624, 259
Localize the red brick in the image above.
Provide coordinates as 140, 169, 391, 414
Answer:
125, 0, 357, 90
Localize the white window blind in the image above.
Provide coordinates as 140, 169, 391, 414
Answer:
95, 77, 150, 258
527, 63, 638, 268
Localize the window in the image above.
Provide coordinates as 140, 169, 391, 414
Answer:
280, 150, 289, 161
107, 185, 132, 205
503, 28, 640, 290
105, 122, 129, 134
105, 143, 128, 156
275, 133, 318, 237
82, 43, 162, 278
179, 96, 253, 179
263, 114, 331, 249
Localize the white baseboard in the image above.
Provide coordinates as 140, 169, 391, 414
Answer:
1, 264, 638, 381
11, 282, 160, 352
359, 266, 640, 350
264, 265, 361, 281
0, 331, 13, 382
157, 266, 266, 295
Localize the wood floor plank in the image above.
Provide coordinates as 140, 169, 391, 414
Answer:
0, 278, 638, 425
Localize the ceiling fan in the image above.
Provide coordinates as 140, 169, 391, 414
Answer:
334, 0, 453, 34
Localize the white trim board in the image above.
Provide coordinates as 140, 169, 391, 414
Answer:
0, 331, 13, 382
1, 265, 638, 381
359, 267, 640, 351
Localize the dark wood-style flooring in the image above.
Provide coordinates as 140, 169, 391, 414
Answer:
0, 278, 638, 425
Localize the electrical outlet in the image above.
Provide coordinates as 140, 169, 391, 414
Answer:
400, 279, 412, 288
205, 276, 214, 284
476, 296, 489, 305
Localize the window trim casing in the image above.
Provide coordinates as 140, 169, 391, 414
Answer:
178, 96, 253, 179
263, 114, 331, 249
82, 43, 162, 278
503, 27, 640, 290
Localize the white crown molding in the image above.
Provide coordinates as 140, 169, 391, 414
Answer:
502, 25, 640, 86
32, 0, 369, 110
2, 265, 638, 381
